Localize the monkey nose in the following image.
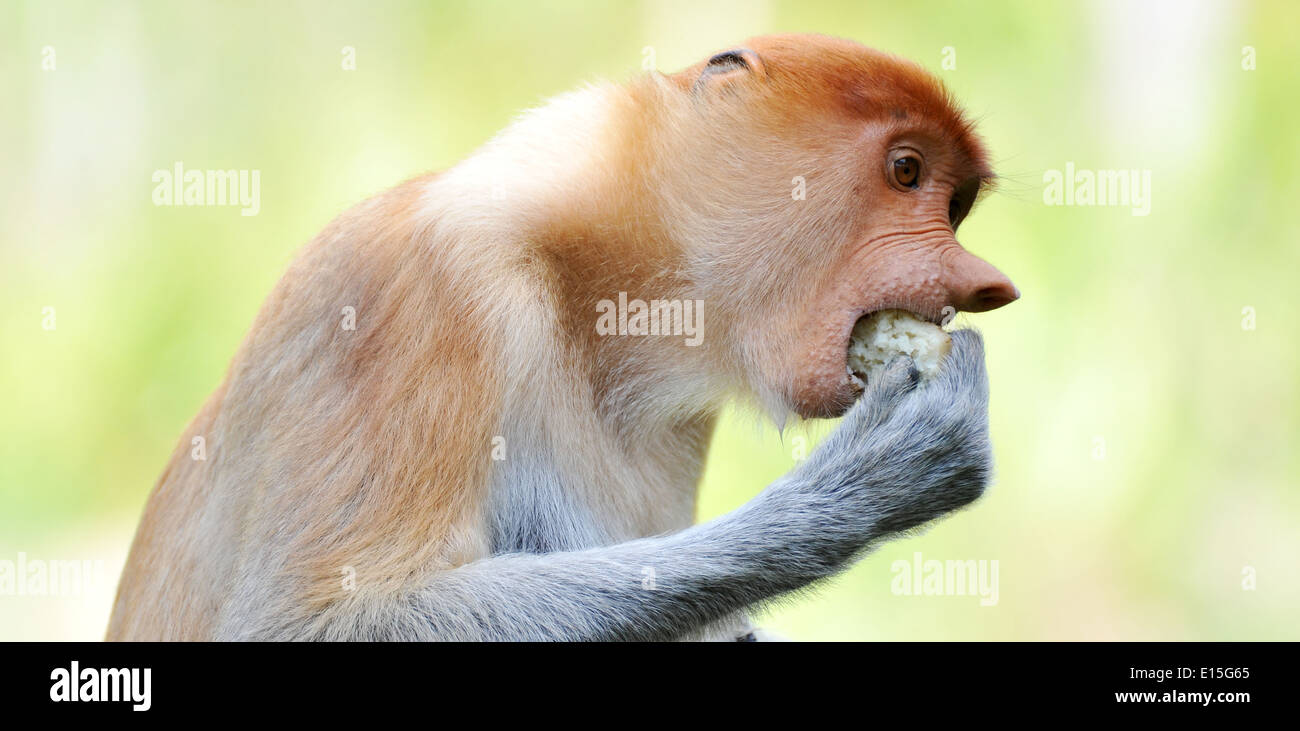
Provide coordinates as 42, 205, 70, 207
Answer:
945, 249, 1020, 313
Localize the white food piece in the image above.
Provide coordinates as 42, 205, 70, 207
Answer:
846, 309, 951, 386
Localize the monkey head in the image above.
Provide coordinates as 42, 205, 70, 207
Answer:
658, 34, 1019, 419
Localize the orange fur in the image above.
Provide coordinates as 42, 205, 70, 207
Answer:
108, 177, 505, 638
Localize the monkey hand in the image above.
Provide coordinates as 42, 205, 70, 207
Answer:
775, 329, 992, 571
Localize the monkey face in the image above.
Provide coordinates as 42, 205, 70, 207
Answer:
785, 123, 1019, 418
671, 35, 1018, 419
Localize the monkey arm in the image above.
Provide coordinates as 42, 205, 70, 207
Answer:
402, 497, 823, 642
309, 331, 993, 641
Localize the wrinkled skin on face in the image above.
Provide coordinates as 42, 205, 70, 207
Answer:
787, 118, 1019, 418
667, 34, 1019, 418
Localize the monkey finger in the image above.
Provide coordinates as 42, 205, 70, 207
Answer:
939, 329, 987, 383
927, 329, 990, 418
878, 354, 922, 392
850, 354, 920, 427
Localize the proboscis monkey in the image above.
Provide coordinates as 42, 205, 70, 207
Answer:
108, 34, 1018, 641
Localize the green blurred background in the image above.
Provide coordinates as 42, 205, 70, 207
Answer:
2, 0, 1296, 641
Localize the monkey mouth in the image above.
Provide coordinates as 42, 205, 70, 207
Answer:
791, 303, 949, 420
843, 307, 950, 391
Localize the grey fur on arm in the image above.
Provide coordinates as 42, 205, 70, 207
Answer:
357, 330, 992, 641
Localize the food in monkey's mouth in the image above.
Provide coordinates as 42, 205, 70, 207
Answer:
847, 309, 952, 387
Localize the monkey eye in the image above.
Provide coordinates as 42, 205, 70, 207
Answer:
890, 156, 921, 189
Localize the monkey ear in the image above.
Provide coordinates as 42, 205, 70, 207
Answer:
693, 48, 766, 95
